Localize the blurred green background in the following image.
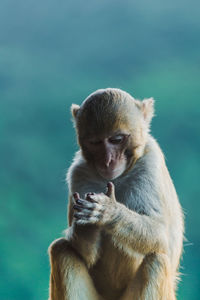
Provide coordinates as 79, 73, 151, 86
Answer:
0, 0, 199, 299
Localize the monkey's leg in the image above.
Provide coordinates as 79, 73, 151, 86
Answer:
48, 238, 103, 300
120, 253, 176, 300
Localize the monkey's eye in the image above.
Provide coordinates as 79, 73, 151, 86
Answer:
109, 135, 125, 144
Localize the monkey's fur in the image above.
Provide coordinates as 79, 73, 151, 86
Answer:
48, 88, 184, 300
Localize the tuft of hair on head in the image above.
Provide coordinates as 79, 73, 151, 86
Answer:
71, 104, 80, 119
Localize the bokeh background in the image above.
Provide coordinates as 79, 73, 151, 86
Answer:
0, 0, 200, 299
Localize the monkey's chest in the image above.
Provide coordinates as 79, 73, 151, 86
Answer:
90, 233, 144, 299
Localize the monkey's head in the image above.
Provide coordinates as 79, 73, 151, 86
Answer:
71, 88, 154, 180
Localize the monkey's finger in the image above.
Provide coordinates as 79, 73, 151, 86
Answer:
106, 182, 115, 198
74, 213, 101, 224
73, 204, 83, 211
75, 217, 98, 225
74, 212, 90, 219
84, 193, 95, 202
85, 194, 99, 203
85, 192, 95, 198
75, 219, 89, 225
73, 201, 98, 210
73, 193, 81, 201
75, 198, 88, 206
74, 209, 94, 218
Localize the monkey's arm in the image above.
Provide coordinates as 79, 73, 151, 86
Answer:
74, 183, 169, 257
75, 201, 167, 256
65, 195, 102, 268
105, 203, 168, 256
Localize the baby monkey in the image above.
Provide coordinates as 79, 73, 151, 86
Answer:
48, 88, 184, 300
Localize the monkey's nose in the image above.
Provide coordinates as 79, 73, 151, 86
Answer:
104, 153, 112, 167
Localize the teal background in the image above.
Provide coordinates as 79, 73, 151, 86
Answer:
0, 0, 199, 299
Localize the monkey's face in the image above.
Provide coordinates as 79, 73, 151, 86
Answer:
71, 89, 154, 179
82, 132, 131, 180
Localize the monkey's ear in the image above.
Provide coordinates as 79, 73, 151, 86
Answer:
71, 104, 80, 119
141, 98, 155, 124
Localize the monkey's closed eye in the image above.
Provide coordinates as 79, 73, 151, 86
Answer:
109, 134, 129, 145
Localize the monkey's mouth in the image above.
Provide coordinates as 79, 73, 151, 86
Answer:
96, 166, 125, 180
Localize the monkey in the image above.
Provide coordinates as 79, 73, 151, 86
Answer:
48, 88, 184, 300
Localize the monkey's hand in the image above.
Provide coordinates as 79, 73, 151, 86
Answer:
73, 182, 117, 226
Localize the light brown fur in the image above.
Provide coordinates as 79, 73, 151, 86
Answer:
48, 88, 184, 300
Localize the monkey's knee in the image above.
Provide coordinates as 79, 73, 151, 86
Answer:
49, 237, 80, 277
48, 239, 101, 300
48, 237, 83, 274
145, 252, 168, 266
139, 253, 175, 300
143, 253, 172, 279
48, 238, 70, 260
